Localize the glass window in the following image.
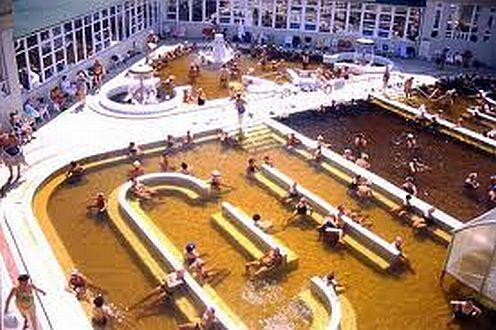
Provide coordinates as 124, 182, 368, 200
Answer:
84, 15, 92, 25
192, 0, 203, 21
349, 10, 361, 33
407, 8, 420, 41
63, 22, 73, 33
304, 7, 317, 31
41, 42, 52, 56
334, 9, 346, 32
27, 35, 38, 48
319, 5, 332, 32
275, 0, 287, 29
53, 36, 63, 50
75, 19, 82, 29
392, 11, 405, 38
40, 30, 50, 41
289, 7, 302, 29
206, 0, 217, 21
52, 26, 62, 36
28, 48, 41, 73
65, 41, 75, 65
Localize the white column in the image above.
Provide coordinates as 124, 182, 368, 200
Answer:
301, 0, 306, 31
389, 6, 395, 38
404, 7, 410, 41
316, 0, 321, 32
374, 5, 380, 37
286, 0, 291, 29
203, 0, 207, 21
330, 0, 335, 33
359, 3, 365, 34
230, 0, 234, 24
272, 0, 276, 28
344, 1, 350, 32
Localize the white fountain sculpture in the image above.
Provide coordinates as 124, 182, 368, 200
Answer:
199, 33, 234, 65
126, 64, 159, 104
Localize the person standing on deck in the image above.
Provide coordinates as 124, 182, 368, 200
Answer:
4, 274, 46, 330
233, 92, 247, 132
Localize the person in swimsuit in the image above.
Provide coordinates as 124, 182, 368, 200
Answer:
285, 133, 301, 149
312, 145, 323, 162
91, 295, 115, 329
159, 154, 176, 172
75, 70, 90, 110
128, 160, 145, 180
286, 197, 313, 226
219, 64, 229, 88
67, 269, 104, 301
318, 212, 344, 245
233, 92, 247, 130
405, 133, 417, 149
92, 59, 105, 92
354, 133, 368, 150
66, 161, 85, 184
245, 248, 283, 278
179, 162, 192, 175
1, 133, 26, 181
262, 156, 274, 167
342, 148, 355, 162
450, 299, 482, 320
127, 142, 143, 160
196, 88, 206, 106
252, 214, 273, 232
184, 242, 201, 267
246, 158, 259, 176
178, 307, 219, 330
355, 153, 371, 169
401, 177, 418, 196
183, 131, 194, 148
412, 207, 436, 232
207, 170, 232, 193
130, 269, 185, 317
131, 178, 158, 201
4, 274, 46, 330
87, 192, 108, 217
282, 182, 300, 204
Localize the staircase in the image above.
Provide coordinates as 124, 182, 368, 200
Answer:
236, 125, 280, 153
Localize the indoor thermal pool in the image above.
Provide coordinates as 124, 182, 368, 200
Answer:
279, 102, 495, 221
34, 136, 495, 329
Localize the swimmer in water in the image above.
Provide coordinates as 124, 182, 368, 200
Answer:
207, 170, 233, 193
246, 158, 259, 176
401, 177, 418, 196
354, 133, 368, 150
355, 153, 371, 169
286, 197, 313, 227
282, 182, 300, 204
405, 133, 417, 149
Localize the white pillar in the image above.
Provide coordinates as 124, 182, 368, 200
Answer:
0, 0, 22, 125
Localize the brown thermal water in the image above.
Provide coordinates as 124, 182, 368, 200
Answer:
39, 142, 495, 329
279, 103, 495, 221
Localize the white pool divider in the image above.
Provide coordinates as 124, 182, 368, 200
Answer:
221, 202, 291, 265
265, 119, 463, 233
259, 164, 401, 265
117, 173, 246, 329
310, 276, 342, 330
371, 93, 496, 154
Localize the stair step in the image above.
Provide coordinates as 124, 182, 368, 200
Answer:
212, 213, 265, 260
154, 184, 201, 200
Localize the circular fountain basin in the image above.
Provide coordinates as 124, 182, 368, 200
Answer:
323, 52, 394, 75
96, 63, 185, 118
